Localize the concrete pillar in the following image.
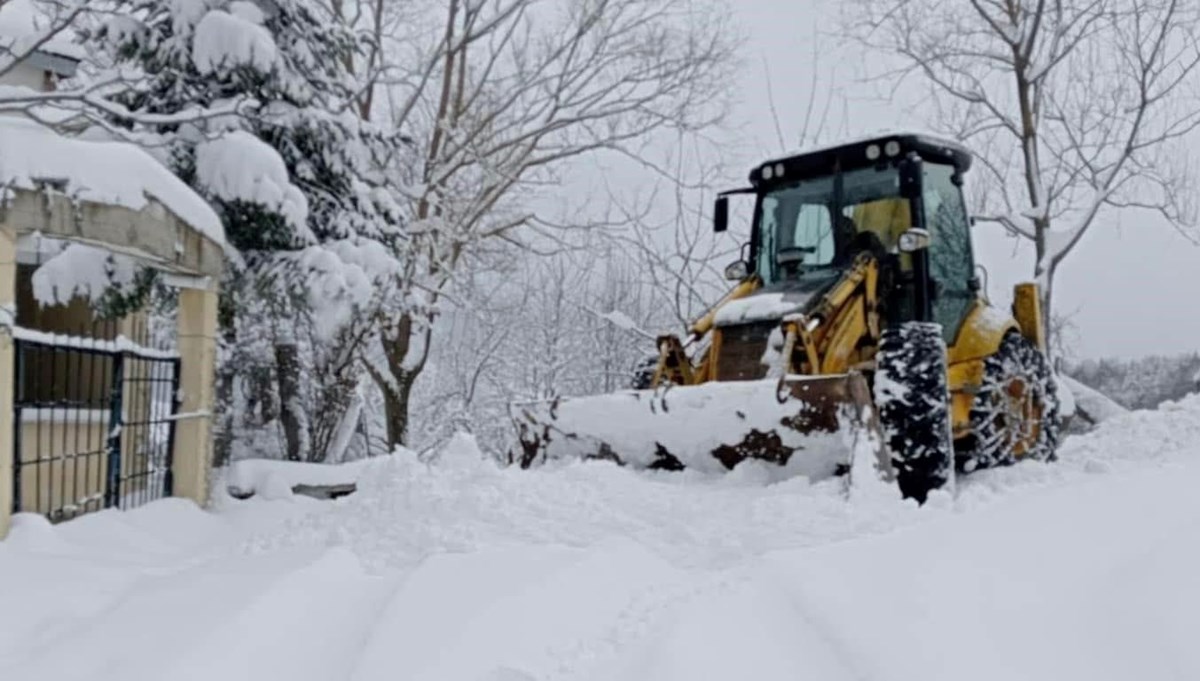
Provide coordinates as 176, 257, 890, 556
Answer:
0, 222, 16, 538
172, 280, 219, 507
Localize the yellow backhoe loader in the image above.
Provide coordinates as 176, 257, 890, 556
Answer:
510, 133, 1060, 501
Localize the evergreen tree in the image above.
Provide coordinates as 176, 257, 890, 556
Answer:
90, 0, 407, 462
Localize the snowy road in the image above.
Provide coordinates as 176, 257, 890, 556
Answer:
2, 396, 1199, 681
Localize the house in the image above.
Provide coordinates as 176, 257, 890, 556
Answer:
0, 5, 225, 537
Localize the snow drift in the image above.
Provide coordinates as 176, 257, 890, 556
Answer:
3, 395, 1200, 681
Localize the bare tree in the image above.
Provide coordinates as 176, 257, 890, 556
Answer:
352, 0, 735, 447
850, 0, 1200, 343
605, 132, 739, 331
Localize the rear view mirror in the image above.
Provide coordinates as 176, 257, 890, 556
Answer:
713, 196, 729, 233
724, 260, 749, 281
898, 228, 931, 253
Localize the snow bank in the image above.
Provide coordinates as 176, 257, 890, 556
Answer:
223, 457, 380, 500
1060, 374, 1128, 425
0, 118, 224, 244
4, 397, 1200, 681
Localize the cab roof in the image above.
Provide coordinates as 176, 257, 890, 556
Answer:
749, 132, 973, 188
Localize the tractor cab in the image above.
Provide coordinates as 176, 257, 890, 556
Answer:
715, 133, 979, 343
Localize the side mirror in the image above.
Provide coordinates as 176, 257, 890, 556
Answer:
713, 196, 729, 233
724, 259, 749, 281
898, 228, 931, 253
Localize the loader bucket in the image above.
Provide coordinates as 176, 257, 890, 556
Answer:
510, 374, 877, 478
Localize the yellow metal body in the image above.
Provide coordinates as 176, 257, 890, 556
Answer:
1011, 282, 1046, 352
658, 255, 1042, 445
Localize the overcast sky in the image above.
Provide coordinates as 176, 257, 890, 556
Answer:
719, 0, 1200, 360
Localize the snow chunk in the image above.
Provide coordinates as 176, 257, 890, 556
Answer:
195, 131, 308, 232
429, 432, 491, 470
0, 118, 224, 244
297, 239, 400, 340
1055, 373, 1076, 418
597, 309, 642, 333
31, 242, 138, 306
192, 6, 277, 75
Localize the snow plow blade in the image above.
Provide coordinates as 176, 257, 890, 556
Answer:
510, 374, 880, 476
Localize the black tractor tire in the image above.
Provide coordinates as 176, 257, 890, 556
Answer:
874, 322, 955, 503
957, 333, 1059, 472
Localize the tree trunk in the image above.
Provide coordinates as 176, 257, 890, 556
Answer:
212, 323, 238, 468
213, 363, 235, 468
1041, 264, 1056, 361
375, 310, 432, 450
382, 370, 417, 449
275, 341, 307, 461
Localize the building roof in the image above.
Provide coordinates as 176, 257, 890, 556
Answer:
0, 0, 84, 74
0, 118, 224, 246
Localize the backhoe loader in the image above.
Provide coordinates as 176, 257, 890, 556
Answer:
510, 133, 1060, 501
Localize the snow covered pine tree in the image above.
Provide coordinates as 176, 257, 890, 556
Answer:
91, 0, 407, 463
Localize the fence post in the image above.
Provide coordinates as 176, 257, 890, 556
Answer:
163, 357, 182, 497
0, 220, 16, 538
103, 354, 124, 509
173, 280, 219, 507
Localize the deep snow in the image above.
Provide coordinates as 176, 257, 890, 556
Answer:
3, 396, 1200, 680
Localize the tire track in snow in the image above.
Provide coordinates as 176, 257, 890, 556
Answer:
1, 547, 378, 681
161, 547, 392, 681
348, 538, 710, 681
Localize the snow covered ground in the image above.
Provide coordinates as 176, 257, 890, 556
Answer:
3, 397, 1200, 681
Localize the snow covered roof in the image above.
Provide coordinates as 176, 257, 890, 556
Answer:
749, 129, 975, 188
0, 0, 84, 66
0, 118, 224, 246
767, 129, 973, 165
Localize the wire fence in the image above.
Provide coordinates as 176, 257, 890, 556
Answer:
11, 317, 181, 521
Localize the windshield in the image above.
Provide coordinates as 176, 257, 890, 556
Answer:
754, 166, 912, 286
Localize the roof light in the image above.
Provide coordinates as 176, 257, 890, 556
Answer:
884, 140, 901, 157
866, 144, 881, 161
774, 163, 785, 178
762, 165, 774, 180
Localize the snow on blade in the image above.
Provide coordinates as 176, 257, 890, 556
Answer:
0, 118, 224, 244
516, 377, 848, 477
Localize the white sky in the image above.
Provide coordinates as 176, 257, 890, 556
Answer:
721, 0, 1200, 360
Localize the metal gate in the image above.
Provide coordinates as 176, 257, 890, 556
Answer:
11, 329, 181, 521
